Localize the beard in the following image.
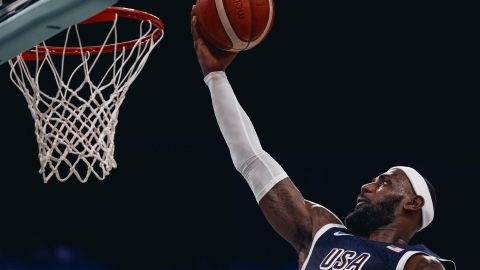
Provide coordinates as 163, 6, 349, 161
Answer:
344, 195, 403, 237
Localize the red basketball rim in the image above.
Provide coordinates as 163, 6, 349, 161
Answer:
21, 7, 165, 60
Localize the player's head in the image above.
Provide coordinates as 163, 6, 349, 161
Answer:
344, 166, 436, 237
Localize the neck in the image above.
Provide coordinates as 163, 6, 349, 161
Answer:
366, 221, 416, 244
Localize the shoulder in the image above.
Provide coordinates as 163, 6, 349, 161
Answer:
305, 200, 343, 226
405, 254, 446, 270
297, 201, 343, 264
305, 200, 343, 233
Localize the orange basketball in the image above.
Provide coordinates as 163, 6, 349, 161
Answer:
195, 0, 275, 51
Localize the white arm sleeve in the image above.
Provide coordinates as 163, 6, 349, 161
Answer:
204, 71, 288, 202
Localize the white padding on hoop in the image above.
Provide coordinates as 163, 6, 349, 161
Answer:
0, 0, 119, 65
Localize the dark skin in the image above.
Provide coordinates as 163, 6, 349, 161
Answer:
191, 6, 444, 269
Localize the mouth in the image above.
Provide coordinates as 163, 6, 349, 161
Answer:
356, 196, 370, 208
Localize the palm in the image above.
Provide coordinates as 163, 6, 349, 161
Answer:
197, 40, 236, 75
191, 5, 237, 77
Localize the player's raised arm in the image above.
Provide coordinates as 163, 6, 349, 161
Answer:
191, 6, 340, 255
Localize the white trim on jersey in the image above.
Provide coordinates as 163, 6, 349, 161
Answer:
439, 258, 457, 269
396, 251, 456, 270
396, 251, 423, 270
300, 223, 347, 270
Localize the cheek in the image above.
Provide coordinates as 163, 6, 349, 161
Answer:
377, 186, 400, 196
372, 191, 396, 204
375, 186, 390, 195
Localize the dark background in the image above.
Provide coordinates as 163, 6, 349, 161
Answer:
0, 1, 475, 269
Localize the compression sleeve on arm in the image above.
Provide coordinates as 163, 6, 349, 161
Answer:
204, 71, 288, 202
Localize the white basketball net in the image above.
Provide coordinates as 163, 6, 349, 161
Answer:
8, 15, 163, 182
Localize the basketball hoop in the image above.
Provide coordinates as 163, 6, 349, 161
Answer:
8, 7, 165, 182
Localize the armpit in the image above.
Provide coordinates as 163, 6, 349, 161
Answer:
305, 200, 343, 235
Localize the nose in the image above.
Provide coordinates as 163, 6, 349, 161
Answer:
361, 182, 376, 193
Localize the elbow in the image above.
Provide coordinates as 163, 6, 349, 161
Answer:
232, 150, 268, 174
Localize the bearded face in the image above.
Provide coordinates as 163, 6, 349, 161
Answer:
344, 195, 403, 236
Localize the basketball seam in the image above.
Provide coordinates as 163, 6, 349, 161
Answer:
215, 0, 247, 51
247, 0, 274, 49
213, 0, 234, 49
222, 0, 248, 46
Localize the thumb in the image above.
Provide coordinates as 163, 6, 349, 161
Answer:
191, 5, 202, 43
191, 15, 199, 41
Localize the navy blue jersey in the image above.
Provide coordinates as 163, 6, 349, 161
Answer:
301, 224, 455, 270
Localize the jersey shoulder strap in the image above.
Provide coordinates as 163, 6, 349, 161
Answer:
395, 244, 456, 270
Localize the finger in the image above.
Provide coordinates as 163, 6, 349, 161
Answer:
191, 15, 200, 41
192, 16, 206, 48
191, 4, 196, 18
191, 5, 204, 42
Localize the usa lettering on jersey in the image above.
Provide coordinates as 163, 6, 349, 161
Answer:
320, 248, 371, 270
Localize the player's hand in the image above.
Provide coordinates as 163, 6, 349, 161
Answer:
191, 5, 237, 77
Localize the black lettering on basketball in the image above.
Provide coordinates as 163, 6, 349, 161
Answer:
232, 0, 245, 19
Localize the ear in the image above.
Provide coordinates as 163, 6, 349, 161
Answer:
404, 195, 424, 211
